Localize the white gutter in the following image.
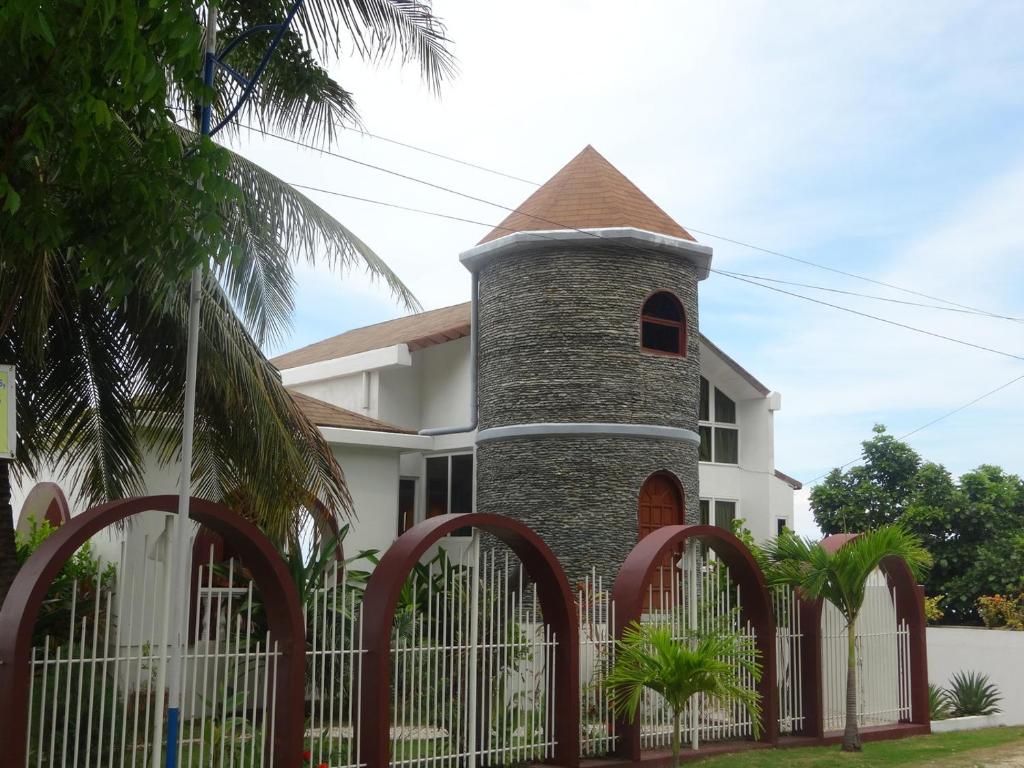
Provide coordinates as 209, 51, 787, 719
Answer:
319, 426, 434, 451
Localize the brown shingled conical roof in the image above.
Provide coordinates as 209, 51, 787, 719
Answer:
478, 145, 693, 244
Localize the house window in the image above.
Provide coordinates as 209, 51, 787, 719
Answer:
776, 518, 788, 537
641, 291, 686, 356
700, 498, 738, 531
425, 454, 474, 534
698, 377, 739, 464
397, 478, 416, 535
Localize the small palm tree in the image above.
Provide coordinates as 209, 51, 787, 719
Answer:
763, 525, 931, 752
605, 622, 762, 768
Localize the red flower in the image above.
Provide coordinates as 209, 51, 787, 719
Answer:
317, 764, 329, 768
302, 751, 312, 761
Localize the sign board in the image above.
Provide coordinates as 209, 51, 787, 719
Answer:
0, 365, 14, 460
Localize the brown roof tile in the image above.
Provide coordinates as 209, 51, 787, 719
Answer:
480, 145, 694, 244
271, 303, 471, 370
288, 389, 412, 433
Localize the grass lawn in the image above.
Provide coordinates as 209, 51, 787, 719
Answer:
694, 727, 1024, 767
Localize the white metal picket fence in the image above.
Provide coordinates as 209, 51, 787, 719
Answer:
24, 516, 283, 768
388, 536, 558, 768
821, 569, 912, 731
773, 586, 805, 735
578, 570, 616, 758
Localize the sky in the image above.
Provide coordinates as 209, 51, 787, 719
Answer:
221, 0, 1024, 536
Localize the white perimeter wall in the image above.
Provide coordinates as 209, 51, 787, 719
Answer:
927, 627, 1024, 726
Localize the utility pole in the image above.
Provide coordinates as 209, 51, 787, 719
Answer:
160, 3, 306, 765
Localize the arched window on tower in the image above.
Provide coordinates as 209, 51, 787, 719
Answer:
640, 291, 686, 356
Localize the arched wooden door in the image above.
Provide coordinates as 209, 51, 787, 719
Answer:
637, 473, 685, 610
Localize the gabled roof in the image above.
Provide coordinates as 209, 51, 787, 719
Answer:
479, 145, 694, 244
272, 303, 471, 370
288, 389, 412, 434
774, 470, 803, 491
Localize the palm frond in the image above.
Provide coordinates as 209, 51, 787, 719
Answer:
605, 622, 763, 738
132, 269, 352, 542
299, 0, 457, 92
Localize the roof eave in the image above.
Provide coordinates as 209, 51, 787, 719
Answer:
459, 227, 713, 279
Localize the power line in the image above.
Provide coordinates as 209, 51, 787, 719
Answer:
805, 370, 1024, 486
713, 269, 1022, 322
284, 119, 1023, 323
336, 126, 541, 186
290, 178, 1024, 364
713, 270, 1024, 363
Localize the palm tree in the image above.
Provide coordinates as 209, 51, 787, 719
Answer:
605, 622, 763, 768
0, 0, 455, 605
763, 526, 931, 752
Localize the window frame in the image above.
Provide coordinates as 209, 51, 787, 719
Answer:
698, 376, 740, 465
397, 476, 418, 536
640, 290, 687, 358
699, 496, 740, 529
423, 451, 475, 520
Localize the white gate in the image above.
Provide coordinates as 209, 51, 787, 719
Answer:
821, 569, 912, 731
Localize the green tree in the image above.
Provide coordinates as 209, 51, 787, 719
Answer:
811, 425, 922, 534
0, 0, 454, 604
764, 525, 931, 752
605, 622, 762, 768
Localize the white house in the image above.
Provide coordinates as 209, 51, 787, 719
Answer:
271, 302, 799, 559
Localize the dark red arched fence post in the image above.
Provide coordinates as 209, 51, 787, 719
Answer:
611, 524, 778, 760
359, 513, 580, 768
0, 495, 306, 768
798, 534, 930, 738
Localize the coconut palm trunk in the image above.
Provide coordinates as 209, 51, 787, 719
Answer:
844, 619, 861, 751
671, 709, 681, 768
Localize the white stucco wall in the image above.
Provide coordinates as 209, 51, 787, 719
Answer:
333, 445, 401, 561
927, 627, 1024, 726
291, 371, 372, 416
417, 337, 471, 431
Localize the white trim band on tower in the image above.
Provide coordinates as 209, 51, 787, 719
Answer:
459, 227, 714, 279
475, 422, 701, 444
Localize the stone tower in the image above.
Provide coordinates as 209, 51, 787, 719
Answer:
461, 146, 713, 584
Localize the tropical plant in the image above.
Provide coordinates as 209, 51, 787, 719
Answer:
16, 519, 116, 646
763, 524, 931, 752
924, 594, 945, 624
605, 622, 762, 768
977, 594, 1024, 630
1, 0, 455, 605
946, 671, 1002, 717
928, 683, 951, 721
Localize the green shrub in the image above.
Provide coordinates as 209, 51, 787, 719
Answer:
946, 671, 1001, 717
977, 594, 1024, 629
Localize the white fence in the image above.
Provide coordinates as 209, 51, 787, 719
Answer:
928, 627, 1024, 727
21, 524, 923, 767
820, 569, 912, 731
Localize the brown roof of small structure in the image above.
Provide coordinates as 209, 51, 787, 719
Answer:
272, 303, 471, 370
289, 389, 412, 433
479, 145, 695, 244
774, 470, 803, 491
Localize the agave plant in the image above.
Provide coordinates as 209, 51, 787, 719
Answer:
946, 671, 1002, 717
928, 683, 951, 721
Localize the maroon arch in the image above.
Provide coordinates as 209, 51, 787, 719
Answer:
611, 524, 778, 758
798, 533, 930, 737
0, 495, 305, 768
359, 513, 579, 768
16, 481, 71, 532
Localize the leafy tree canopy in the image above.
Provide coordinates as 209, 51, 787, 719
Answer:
811, 426, 1024, 624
